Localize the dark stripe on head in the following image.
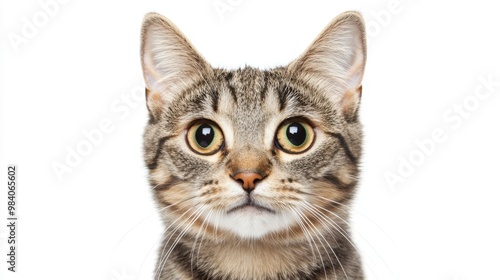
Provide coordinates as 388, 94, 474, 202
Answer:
224, 71, 238, 103
147, 135, 173, 170
278, 84, 301, 111
209, 89, 219, 112
327, 132, 358, 164
260, 71, 269, 101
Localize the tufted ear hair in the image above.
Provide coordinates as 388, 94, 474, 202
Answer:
140, 13, 212, 119
288, 11, 367, 120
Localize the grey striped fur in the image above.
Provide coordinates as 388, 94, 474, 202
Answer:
140, 11, 367, 280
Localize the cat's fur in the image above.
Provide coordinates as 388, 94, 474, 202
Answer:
141, 11, 367, 280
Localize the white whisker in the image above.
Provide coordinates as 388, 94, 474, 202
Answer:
308, 198, 391, 280
154, 206, 202, 279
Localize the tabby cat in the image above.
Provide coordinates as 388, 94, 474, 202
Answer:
141, 11, 367, 280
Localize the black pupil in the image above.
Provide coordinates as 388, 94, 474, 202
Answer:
195, 124, 215, 148
286, 122, 307, 146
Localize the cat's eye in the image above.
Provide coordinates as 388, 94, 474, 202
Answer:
186, 121, 224, 155
275, 120, 315, 154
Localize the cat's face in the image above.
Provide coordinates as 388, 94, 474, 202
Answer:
141, 13, 366, 240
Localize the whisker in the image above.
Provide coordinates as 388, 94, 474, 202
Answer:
191, 208, 212, 275
109, 196, 196, 264
213, 208, 223, 243
162, 206, 207, 269
295, 206, 331, 279
154, 206, 202, 279
306, 198, 392, 280
197, 209, 212, 267
300, 201, 355, 280
290, 206, 319, 268
315, 195, 397, 245
132, 199, 200, 279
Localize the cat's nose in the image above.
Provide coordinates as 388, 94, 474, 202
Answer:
232, 172, 263, 193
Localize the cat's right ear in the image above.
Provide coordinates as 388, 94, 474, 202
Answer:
140, 13, 211, 119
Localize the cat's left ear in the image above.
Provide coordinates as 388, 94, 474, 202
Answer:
140, 13, 211, 119
288, 11, 367, 120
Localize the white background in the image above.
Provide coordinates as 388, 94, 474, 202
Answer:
1, 1, 500, 279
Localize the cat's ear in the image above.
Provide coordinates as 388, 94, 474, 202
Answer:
288, 11, 367, 120
140, 13, 211, 118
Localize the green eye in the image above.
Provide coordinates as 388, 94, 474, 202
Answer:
275, 121, 315, 154
187, 122, 224, 155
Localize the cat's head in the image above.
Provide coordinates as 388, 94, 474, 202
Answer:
141, 12, 366, 240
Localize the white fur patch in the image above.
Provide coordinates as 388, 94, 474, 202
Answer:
203, 181, 298, 239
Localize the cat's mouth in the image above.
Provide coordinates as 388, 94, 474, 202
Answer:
227, 199, 275, 214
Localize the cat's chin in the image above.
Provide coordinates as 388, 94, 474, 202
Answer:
212, 206, 296, 239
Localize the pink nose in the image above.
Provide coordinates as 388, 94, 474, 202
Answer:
232, 172, 263, 193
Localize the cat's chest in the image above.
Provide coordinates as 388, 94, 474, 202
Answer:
172, 239, 331, 279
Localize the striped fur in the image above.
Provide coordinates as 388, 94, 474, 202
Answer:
141, 11, 367, 280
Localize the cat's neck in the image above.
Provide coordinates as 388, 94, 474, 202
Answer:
166, 234, 353, 279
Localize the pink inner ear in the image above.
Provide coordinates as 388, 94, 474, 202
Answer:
345, 45, 366, 89
144, 67, 159, 92
145, 88, 166, 119
341, 86, 361, 120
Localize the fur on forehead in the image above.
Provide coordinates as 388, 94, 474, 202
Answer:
154, 67, 349, 135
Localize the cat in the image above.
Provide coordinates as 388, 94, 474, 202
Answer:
140, 10, 367, 280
